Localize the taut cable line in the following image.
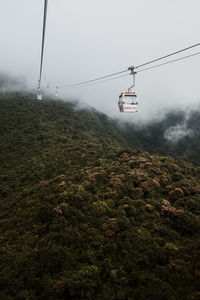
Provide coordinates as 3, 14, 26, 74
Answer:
57, 50, 200, 89
37, 0, 48, 100
137, 51, 200, 73
57, 41, 200, 90
135, 42, 200, 69
59, 69, 129, 89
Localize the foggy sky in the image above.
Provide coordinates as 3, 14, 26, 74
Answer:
1, 0, 200, 120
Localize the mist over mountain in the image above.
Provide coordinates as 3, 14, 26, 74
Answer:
123, 107, 200, 165
0, 73, 27, 93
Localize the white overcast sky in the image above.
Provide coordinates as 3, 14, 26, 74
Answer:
0, 0, 200, 120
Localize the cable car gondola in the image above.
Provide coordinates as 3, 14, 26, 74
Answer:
37, 88, 43, 100
55, 86, 59, 97
118, 66, 138, 113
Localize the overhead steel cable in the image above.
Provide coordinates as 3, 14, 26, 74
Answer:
70, 73, 129, 88
59, 69, 129, 88
58, 41, 200, 90
137, 50, 200, 73
38, 0, 48, 91
58, 50, 200, 89
135, 42, 200, 69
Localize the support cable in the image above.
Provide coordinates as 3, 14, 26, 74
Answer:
69, 73, 129, 88
135, 42, 200, 69
38, 0, 48, 92
59, 69, 128, 88
58, 50, 200, 89
137, 51, 200, 73
57, 42, 200, 90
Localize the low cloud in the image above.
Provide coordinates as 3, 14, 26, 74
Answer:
164, 110, 194, 143
0, 73, 26, 93
164, 123, 193, 143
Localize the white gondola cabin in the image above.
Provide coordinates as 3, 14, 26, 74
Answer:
37, 88, 43, 100
118, 92, 138, 113
118, 66, 138, 113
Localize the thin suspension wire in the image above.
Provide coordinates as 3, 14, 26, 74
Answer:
58, 51, 200, 89
69, 73, 129, 89
137, 51, 200, 73
58, 42, 200, 89
38, 0, 48, 90
59, 69, 128, 88
135, 42, 200, 69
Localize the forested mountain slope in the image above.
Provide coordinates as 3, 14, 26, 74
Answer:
0, 94, 133, 191
1, 94, 200, 300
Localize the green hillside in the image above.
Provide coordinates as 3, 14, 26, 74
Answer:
1, 94, 200, 300
0, 94, 132, 191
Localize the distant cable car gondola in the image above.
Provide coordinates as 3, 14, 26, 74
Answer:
37, 88, 43, 100
55, 86, 59, 97
118, 66, 138, 113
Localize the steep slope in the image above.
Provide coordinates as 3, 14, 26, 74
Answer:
0, 93, 132, 191
1, 94, 200, 300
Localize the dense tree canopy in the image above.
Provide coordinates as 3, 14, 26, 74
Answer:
0, 94, 200, 299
